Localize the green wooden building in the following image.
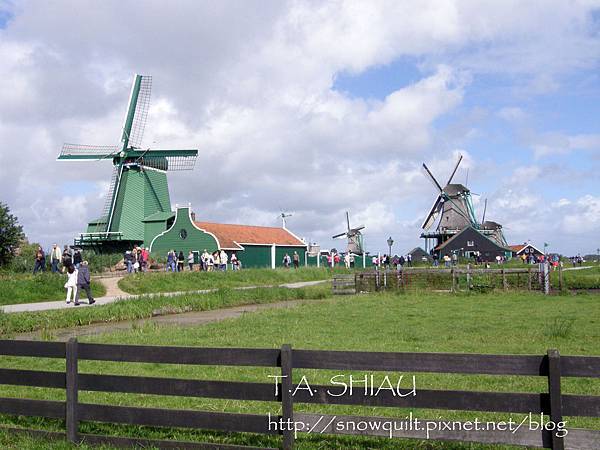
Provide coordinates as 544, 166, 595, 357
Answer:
149, 207, 308, 268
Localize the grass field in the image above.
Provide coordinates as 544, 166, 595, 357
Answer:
117, 267, 338, 294
0, 273, 106, 306
1, 289, 599, 449
0, 284, 331, 336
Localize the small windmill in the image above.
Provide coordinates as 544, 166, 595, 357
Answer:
57, 74, 198, 251
278, 211, 293, 229
332, 211, 365, 254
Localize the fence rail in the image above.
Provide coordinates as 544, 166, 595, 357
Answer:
0, 340, 599, 449
334, 266, 555, 294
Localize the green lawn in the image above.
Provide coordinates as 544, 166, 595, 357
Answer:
117, 267, 338, 294
558, 264, 600, 289
1, 289, 599, 449
0, 273, 106, 306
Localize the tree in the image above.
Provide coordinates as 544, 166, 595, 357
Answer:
0, 202, 25, 267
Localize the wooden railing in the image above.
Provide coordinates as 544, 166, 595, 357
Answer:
335, 267, 551, 294
0, 340, 599, 449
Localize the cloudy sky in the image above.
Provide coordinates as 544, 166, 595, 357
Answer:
1, 0, 599, 255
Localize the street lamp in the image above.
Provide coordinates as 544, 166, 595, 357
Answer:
544, 242, 548, 255
387, 236, 394, 257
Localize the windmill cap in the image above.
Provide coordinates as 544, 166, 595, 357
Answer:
444, 183, 469, 195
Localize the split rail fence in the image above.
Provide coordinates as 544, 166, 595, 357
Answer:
334, 266, 558, 294
0, 340, 599, 449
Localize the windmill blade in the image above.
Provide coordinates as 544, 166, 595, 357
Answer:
136, 149, 198, 171
421, 195, 443, 230
350, 225, 365, 232
422, 163, 444, 192
332, 232, 347, 239
446, 154, 463, 185
58, 143, 120, 160
481, 198, 488, 223
346, 211, 351, 231
122, 75, 152, 149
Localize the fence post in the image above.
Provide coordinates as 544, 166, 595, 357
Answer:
558, 264, 564, 291
543, 262, 550, 295
547, 349, 564, 450
528, 267, 532, 291
451, 268, 456, 292
466, 264, 471, 291
66, 337, 79, 444
281, 344, 294, 450
501, 268, 507, 291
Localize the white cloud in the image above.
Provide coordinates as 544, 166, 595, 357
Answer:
0, 0, 599, 255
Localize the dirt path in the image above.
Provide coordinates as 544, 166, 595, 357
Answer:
16, 299, 317, 341
97, 276, 128, 297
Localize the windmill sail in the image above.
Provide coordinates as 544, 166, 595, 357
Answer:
121, 75, 152, 149
59, 143, 120, 159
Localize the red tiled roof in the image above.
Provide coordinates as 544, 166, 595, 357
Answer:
509, 244, 526, 253
194, 222, 305, 250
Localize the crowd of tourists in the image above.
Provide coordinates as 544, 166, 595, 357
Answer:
33, 244, 85, 274
163, 249, 241, 272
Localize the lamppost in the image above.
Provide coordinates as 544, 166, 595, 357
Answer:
544, 242, 548, 255
387, 236, 394, 258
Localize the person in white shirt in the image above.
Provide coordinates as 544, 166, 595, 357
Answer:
344, 253, 351, 269
64, 265, 78, 304
220, 250, 228, 271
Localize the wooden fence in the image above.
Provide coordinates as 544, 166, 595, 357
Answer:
0, 340, 599, 449
335, 266, 554, 294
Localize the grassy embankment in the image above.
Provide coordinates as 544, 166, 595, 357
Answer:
117, 266, 340, 294
0, 289, 599, 449
0, 273, 106, 306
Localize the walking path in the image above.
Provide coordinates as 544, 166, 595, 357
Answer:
0, 279, 328, 314
16, 299, 317, 341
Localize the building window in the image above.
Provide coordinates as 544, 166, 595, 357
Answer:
467, 240, 474, 247
179, 229, 188, 240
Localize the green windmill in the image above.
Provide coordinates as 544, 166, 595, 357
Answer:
58, 74, 198, 252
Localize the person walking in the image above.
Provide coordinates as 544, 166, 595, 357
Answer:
73, 248, 83, 269
282, 253, 291, 268
220, 249, 228, 271
344, 252, 350, 269
292, 251, 300, 269
207, 251, 215, 271
201, 249, 209, 271
33, 246, 46, 273
399, 255, 405, 269
50, 244, 61, 273
74, 261, 95, 306
349, 253, 355, 268
64, 265, 78, 304
231, 252, 239, 270
62, 246, 72, 273
188, 251, 195, 271
124, 250, 133, 273
177, 251, 185, 272
140, 247, 149, 272
407, 253, 412, 267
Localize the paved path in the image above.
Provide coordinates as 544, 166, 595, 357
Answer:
563, 265, 594, 271
0, 279, 328, 314
16, 299, 318, 341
